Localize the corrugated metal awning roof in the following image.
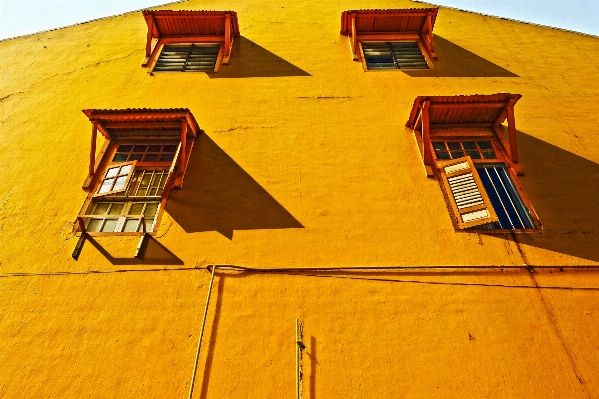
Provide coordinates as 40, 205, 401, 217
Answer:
405, 94, 522, 128
341, 8, 438, 35
142, 10, 240, 38
82, 108, 202, 137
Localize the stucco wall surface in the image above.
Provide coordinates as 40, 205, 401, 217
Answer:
1, 0, 599, 397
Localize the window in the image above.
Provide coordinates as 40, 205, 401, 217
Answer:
405, 94, 541, 232
142, 10, 240, 73
361, 42, 430, 70
73, 109, 201, 258
341, 8, 438, 71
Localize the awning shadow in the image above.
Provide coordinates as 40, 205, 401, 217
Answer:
404, 35, 518, 77
86, 235, 184, 265
492, 129, 599, 263
166, 134, 304, 239
210, 36, 311, 78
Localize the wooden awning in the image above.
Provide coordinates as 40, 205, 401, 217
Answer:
82, 108, 202, 189
405, 94, 523, 176
141, 10, 240, 66
341, 8, 438, 60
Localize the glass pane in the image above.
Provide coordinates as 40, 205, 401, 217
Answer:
113, 176, 127, 191
144, 154, 159, 162
144, 218, 155, 232
137, 188, 147, 196
129, 154, 143, 161
163, 145, 177, 152
157, 173, 167, 188
129, 203, 144, 215
105, 167, 119, 178
118, 145, 132, 152
133, 145, 147, 152
144, 203, 159, 217
482, 150, 497, 159
450, 151, 465, 158
148, 145, 162, 152
432, 142, 446, 150
466, 151, 482, 159
98, 178, 114, 193
447, 142, 461, 150
160, 153, 174, 162
112, 153, 128, 162
109, 203, 124, 215
478, 141, 493, 150
148, 188, 157, 196
463, 141, 477, 150
87, 219, 103, 232
435, 150, 451, 160
93, 203, 110, 215
101, 219, 117, 232
123, 219, 140, 232
120, 165, 132, 175
141, 174, 152, 187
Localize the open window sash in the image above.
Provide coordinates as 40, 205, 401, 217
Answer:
94, 161, 136, 197
437, 156, 498, 229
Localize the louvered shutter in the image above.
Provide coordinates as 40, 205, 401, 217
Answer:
437, 156, 498, 229
362, 42, 429, 70
154, 44, 221, 72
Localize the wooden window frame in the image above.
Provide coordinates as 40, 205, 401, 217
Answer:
430, 135, 542, 233
358, 37, 434, 72
94, 161, 136, 197
141, 10, 239, 74
76, 109, 200, 239
341, 9, 439, 70
147, 41, 225, 74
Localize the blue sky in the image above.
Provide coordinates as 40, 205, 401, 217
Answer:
0, 0, 597, 41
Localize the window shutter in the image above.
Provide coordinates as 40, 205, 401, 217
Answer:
154, 44, 220, 72
362, 42, 429, 70
94, 161, 136, 197
437, 156, 498, 229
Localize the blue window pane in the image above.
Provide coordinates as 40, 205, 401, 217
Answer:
476, 164, 535, 229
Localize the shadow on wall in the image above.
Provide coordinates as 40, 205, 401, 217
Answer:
404, 35, 518, 78
87, 235, 184, 265
209, 36, 311, 78
166, 134, 304, 239
494, 129, 599, 263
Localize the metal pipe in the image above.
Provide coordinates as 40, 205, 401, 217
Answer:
188, 265, 217, 399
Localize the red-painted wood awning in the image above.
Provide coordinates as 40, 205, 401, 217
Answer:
405, 94, 521, 129
81, 109, 202, 189
141, 10, 240, 66
405, 94, 523, 176
340, 8, 439, 60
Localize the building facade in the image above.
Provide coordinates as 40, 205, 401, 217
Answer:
1, 0, 599, 397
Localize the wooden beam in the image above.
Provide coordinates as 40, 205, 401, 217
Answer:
180, 121, 187, 176
90, 122, 97, 176
428, 102, 506, 109
425, 12, 437, 59
159, 35, 225, 43
103, 121, 182, 129
152, 14, 227, 19
224, 13, 231, 64
422, 101, 432, 167
89, 111, 191, 120
351, 13, 358, 60
146, 16, 154, 58
506, 104, 518, 164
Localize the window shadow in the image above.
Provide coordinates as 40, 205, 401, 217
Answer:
209, 36, 311, 78
166, 134, 304, 239
404, 35, 518, 78
489, 129, 599, 263
86, 235, 184, 265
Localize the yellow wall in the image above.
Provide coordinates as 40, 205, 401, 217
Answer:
1, 0, 599, 397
